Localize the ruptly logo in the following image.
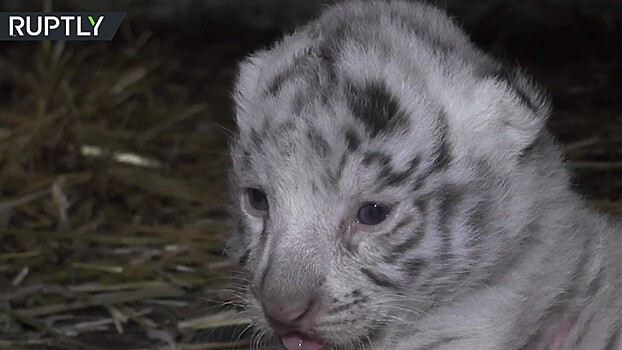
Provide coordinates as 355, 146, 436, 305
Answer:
0, 12, 125, 41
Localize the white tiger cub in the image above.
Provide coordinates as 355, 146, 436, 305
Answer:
227, 1, 622, 349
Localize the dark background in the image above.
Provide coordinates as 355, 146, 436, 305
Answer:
0, 1, 620, 349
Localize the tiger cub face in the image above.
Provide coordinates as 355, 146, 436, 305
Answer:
228, 1, 554, 349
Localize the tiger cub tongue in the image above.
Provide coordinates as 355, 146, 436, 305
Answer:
281, 332, 323, 350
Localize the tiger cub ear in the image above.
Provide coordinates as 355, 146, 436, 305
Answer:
447, 67, 551, 172
232, 50, 269, 133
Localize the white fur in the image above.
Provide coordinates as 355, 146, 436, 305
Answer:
228, 1, 622, 349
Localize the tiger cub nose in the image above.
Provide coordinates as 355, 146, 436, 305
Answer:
261, 297, 317, 328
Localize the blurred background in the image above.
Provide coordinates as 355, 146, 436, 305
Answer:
0, 0, 621, 349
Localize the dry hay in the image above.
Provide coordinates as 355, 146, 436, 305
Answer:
0, 27, 261, 349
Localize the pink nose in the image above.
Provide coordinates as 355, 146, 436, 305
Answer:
262, 298, 315, 327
